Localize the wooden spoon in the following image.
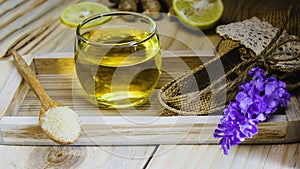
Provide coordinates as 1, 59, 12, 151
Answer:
10, 49, 81, 145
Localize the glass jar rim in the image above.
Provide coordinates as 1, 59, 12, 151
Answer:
76, 11, 157, 47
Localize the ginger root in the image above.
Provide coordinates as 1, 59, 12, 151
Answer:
140, 0, 161, 12
110, 0, 165, 13
118, 0, 138, 12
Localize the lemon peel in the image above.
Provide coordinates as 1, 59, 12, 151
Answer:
172, 0, 224, 30
60, 2, 111, 27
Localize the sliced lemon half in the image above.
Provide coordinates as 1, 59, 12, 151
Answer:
172, 0, 224, 30
60, 2, 111, 27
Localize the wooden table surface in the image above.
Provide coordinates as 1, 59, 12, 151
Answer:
0, 0, 299, 168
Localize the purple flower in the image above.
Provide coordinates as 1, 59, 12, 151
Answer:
236, 92, 253, 114
214, 102, 258, 155
249, 67, 266, 79
214, 67, 290, 155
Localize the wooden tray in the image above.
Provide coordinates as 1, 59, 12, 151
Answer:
0, 52, 299, 146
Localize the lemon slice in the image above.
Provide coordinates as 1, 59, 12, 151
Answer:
60, 2, 111, 27
172, 0, 224, 30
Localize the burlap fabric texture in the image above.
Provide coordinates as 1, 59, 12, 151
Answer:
158, 5, 300, 116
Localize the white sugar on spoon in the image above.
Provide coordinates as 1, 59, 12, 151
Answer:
11, 49, 81, 145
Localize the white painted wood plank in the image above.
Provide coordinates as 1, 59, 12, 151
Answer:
147, 144, 300, 169
0, 115, 289, 146
0, 55, 33, 116
0, 145, 156, 168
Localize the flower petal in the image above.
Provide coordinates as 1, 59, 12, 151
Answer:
215, 67, 290, 155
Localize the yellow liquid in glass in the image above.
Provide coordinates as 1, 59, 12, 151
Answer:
75, 28, 162, 108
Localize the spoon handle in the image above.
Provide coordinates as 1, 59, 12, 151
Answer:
11, 49, 56, 107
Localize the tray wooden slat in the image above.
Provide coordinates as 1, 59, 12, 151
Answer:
0, 55, 33, 117
0, 115, 288, 146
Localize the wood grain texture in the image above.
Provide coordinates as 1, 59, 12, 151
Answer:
0, 145, 156, 168
220, 0, 297, 24
0, 55, 33, 117
147, 144, 300, 169
18, 52, 211, 116
0, 0, 71, 58
0, 115, 290, 146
